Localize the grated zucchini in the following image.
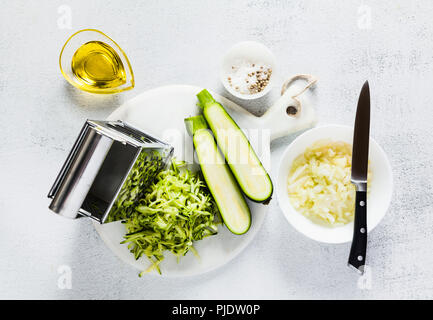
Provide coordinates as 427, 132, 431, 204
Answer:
119, 160, 220, 275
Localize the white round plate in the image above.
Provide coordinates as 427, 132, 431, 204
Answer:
276, 125, 393, 244
93, 85, 270, 277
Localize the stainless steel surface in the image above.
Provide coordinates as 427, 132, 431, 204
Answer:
48, 120, 173, 223
48, 124, 113, 219
353, 182, 367, 192
347, 263, 364, 275
351, 81, 370, 187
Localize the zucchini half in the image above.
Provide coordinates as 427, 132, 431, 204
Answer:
196, 90, 273, 203
185, 115, 251, 235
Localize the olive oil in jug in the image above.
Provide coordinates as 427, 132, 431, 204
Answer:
71, 41, 126, 90
59, 29, 134, 94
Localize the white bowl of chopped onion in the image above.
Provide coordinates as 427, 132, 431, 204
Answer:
276, 125, 393, 244
220, 41, 276, 100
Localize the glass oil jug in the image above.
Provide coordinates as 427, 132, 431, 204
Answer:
59, 29, 134, 94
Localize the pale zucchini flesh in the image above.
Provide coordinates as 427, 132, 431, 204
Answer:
193, 129, 251, 235
198, 90, 273, 202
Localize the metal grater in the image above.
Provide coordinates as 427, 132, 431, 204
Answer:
48, 120, 173, 223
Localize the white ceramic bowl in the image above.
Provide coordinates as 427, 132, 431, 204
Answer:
220, 41, 276, 100
276, 125, 393, 244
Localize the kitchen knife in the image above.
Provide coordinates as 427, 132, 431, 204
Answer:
348, 80, 370, 274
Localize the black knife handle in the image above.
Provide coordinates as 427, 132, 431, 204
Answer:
348, 190, 367, 273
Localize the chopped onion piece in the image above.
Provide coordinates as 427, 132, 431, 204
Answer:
287, 140, 372, 227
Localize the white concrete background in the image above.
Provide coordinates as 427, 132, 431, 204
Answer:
0, 0, 432, 299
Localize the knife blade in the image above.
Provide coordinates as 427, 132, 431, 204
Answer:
348, 80, 370, 274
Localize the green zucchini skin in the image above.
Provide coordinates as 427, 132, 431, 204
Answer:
185, 116, 251, 235
197, 90, 273, 203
